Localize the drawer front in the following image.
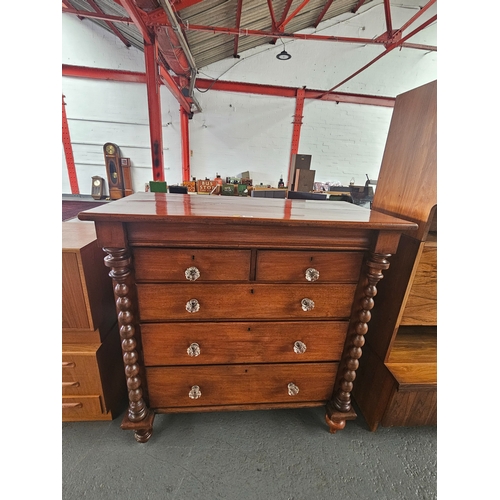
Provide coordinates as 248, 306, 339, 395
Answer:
62, 352, 102, 395
132, 248, 251, 282
256, 250, 364, 283
137, 283, 356, 321
146, 363, 338, 408
62, 395, 110, 421
141, 321, 348, 365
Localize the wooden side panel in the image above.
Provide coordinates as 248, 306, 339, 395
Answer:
400, 239, 437, 325
62, 252, 90, 329
381, 390, 437, 427
372, 80, 437, 238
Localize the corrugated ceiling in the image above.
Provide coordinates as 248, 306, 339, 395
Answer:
64, 0, 374, 70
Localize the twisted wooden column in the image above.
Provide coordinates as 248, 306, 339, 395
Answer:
326, 252, 391, 433
104, 247, 153, 443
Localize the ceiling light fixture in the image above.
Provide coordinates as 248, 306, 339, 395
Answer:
276, 38, 291, 60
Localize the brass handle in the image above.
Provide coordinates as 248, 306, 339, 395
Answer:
288, 382, 300, 396
62, 381, 80, 388
185, 266, 200, 281
189, 385, 202, 399
62, 362, 75, 368
62, 402, 82, 409
186, 299, 200, 313
293, 341, 307, 354
187, 343, 201, 357
305, 268, 319, 282
301, 298, 315, 311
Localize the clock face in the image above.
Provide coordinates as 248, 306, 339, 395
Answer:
93, 179, 101, 187
105, 144, 115, 155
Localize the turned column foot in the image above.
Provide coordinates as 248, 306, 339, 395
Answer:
121, 410, 155, 443
325, 406, 357, 434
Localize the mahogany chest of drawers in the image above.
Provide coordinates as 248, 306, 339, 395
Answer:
79, 193, 415, 442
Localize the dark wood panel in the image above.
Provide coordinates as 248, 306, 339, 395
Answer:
381, 390, 437, 427
141, 321, 348, 365
146, 363, 338, 407
136, 283, 356, 321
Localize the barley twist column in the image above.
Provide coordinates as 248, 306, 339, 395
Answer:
104, 247, 153, 443
325, 252, 391, 433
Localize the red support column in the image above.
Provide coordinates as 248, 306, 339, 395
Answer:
180, 106, 191, 182
144, 40, 165, 181
62, 94, 79, 194
287, 88, 306, 188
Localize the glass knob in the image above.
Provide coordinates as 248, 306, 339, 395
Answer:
305, 268, 319, 282
189, 385, 202, 399
301, 298, 315, 311
185, 266, 200, 281
288, 382, 299, 396
187, 343, 201, 357
186, 299, 200, 313
293, 341, 307, 354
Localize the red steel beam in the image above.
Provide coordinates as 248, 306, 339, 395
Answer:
87, 0, 131, 47
118, 0, 153, 44
287, 88, 306, 187
194, 78, 395, 107
233, 0, 244, 57
314, 0, 336, 28
279, 0, 294, 27
144, 41, 165, 181
323, 14, 437, 94
62, 94, 79, 194
278, 0, 312, 31
392, 0, 436, 38
158, 64, 192, 113
62, 64, 147, 83
180, 107, 191, 182
266, 0, 279, 32
383, 0, 393, 37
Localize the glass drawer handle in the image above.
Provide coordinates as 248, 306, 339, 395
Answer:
305, 268, 319, 282
189, 385, 202, 399
301, 298, 315, 311
62, 362, 75, 368
185, 266, 200, 281
293, 341, 307, 354
288, 382, 300, 396
186, 299, 200, 313
187, 343, 201, 357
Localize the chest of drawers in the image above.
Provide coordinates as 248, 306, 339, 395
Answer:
79, 193, 415, 442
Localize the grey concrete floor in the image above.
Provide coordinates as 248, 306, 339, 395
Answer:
62, 405, 436, 500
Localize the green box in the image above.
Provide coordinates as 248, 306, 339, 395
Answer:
149, 181, 167, 193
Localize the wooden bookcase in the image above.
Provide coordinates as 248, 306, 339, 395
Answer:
352, 80, 437, 430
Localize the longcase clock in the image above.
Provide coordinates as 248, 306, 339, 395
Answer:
103, 142, 124, 200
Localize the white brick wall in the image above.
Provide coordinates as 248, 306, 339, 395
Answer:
62, 1, 437, 194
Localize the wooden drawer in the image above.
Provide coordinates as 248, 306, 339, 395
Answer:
62, 395, 109, 421
256, 250, 364, 282
62, 348, 103, 395
132, 248, 251, 282
141, 321, 348, 366
137, 283, 356, 321
146, 362, 338, 408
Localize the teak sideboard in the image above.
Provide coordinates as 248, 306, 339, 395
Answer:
79, 193, 416, 442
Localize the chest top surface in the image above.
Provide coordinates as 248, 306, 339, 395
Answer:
77, 192, 416, 231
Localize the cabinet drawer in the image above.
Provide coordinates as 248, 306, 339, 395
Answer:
62, 349, 102, 395
142, 321, 348, 365
146, 363, 338, 408
137, 283, 356, 321
256, 250, 364, 282
62, 395, 110, 421
132, 248, 251, 282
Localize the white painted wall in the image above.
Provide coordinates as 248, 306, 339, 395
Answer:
62, 0, 437, 194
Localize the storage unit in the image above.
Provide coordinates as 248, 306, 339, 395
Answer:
62, 220, 127, 421
79, 193, 415, 442
352, 80, 437, 430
